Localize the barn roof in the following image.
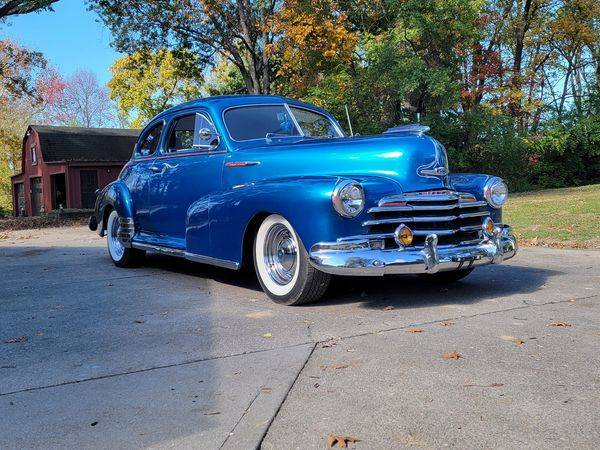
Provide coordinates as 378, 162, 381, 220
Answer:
30, 125, 140, 163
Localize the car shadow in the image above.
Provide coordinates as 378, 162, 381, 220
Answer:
319, 264, 560, 309
143, 253, 559, 310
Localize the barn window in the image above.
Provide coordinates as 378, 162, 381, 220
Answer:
31, 145, 37, 165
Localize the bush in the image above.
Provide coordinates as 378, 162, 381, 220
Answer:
426, 110, 531, 191
527, 116, 600, 188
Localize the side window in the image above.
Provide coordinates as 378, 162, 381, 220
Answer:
138, 122, 163, 157
166, 112, 219, 153
193, 113, 219, 148
167, 115, 195, 152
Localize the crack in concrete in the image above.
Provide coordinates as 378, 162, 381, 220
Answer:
2, 292, 596, 399
0, 341, 314, 397
255, 342, 317, 450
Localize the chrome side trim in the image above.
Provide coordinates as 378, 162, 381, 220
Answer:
184, 252, 240, 270
131, 242, 185, 256
130, 241, 240, 270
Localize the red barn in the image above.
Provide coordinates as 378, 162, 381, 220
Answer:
11, 125, 139, 216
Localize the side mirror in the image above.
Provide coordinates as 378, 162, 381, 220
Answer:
198, 128, 212, 141
194, 128, 220, 150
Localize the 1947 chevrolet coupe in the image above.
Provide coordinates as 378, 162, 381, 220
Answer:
89, 95, 517, 305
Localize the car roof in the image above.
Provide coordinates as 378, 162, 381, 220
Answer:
154, 95, 328, 119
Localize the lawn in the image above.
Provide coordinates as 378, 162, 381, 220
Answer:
503, 184, 600, 248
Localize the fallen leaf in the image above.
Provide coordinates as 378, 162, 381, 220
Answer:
245, 310, 273, 319
133, 319, 145, 324
260, 387, 272, 394
547, 321, 572, 327
203, 411, 221, 416
406, 327, 424, 333
322, 340, 337, 348
261, 332, 272, 338
90, 421, 98, 426
442, 351, 462, 360
501, 335, 525, 345
327, 434, 360, 448
383, 306, 394, 311
440, 321, 454, 326
4, 336, 28, 344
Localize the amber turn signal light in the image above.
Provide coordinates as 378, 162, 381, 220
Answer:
482, 217, 495, 237
394, 224, 414, 246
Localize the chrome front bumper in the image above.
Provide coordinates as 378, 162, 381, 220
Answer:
309, 225, 517, 276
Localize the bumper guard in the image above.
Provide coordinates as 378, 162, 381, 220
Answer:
309, 225, 517, 276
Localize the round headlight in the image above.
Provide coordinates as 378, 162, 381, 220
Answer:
332, 180, 365, 218
483, 178, 508, 208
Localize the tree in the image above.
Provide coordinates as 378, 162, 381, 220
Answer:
203, 58, 246, 96
89, 0, 279, 94
0, 40, 46, 100
270, 0, 357, 95
109, 50, 204, 127
0, 1, 56, 102
0, 0, 58, 20
40, 69, 114, 127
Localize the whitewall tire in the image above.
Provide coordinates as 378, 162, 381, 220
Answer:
253, 214, 330, 305
106, 210, 145, 268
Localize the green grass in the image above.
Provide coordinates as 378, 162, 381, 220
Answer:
503, 184, 600, 248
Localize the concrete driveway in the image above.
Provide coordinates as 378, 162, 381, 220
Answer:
1, 226, 599, 449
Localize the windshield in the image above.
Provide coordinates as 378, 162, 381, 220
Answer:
224, 104, 342, 141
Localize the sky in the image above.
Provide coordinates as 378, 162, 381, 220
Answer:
0, 0, 121, 86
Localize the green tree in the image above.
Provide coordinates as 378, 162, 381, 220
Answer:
89, 0, 279, 94
108, 50, 204, 127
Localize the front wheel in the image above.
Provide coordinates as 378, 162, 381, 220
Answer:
106, 210, 145, 268
253, 214, 331, 305
418, 268, 474, 283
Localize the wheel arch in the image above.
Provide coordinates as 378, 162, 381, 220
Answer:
241, 211, 271, 270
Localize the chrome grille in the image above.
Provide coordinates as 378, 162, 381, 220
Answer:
363, 190, 488, 247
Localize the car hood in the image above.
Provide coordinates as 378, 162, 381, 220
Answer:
225, 134, 450, 192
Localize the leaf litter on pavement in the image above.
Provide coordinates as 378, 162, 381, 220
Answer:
327, 434, 360, 448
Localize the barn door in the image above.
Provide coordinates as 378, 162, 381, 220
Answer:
80, 170, 98, 209
14, 183, 25, 216
30, 177, 42, 216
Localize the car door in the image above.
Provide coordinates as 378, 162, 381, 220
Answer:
147, 110, 226, 248
124, 120, 164, 233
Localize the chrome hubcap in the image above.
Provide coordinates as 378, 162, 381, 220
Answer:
263, 224, 298, 285
108, 214, 125, 261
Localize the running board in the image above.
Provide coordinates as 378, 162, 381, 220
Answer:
131, 242, 240, 270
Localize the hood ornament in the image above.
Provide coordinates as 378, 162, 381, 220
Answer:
417, 140, 449, 178
418, 166, 448, 177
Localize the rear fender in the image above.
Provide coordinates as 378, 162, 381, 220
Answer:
94, 180, 135, 235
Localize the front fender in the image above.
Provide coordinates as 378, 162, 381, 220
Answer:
449, 173, 502, 222
94, 180, 135, 234
186, 175, 400, 264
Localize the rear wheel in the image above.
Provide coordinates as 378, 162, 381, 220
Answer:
106, 210, 145, 268
418, 268, 474, 283
253, 214, 330, 305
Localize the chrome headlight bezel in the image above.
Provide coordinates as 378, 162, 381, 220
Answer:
483, 177, 508, 209
332, 180, 365, 218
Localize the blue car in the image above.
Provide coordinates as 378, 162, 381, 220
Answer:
89, 95, 517, 305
